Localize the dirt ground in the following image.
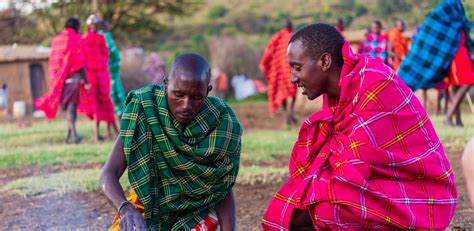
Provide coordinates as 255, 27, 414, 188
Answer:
0, 104, 473, 230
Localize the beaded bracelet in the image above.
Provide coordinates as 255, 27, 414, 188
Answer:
117, 200, 132, 218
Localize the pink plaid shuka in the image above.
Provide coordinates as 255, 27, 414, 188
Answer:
34, 28, 84, 119
262, 42, 457, 230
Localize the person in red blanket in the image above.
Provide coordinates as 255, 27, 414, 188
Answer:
34, 17, 87, 144
260, 20, 297, 125
80, 14, 118, 142
262, 23, 456, 230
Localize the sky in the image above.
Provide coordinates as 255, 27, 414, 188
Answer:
0, 0, 54, 14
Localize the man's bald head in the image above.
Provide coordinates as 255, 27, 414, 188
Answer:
165, 53, 213, 124
169, 53, 211, 85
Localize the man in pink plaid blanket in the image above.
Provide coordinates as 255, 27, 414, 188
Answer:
262, 23, 457, 230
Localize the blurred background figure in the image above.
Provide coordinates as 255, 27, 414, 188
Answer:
142, 52, 167, 85
81, 14, 118, 142
357, 27, 370, 54
360, 20, 388, 64
97, 20, 125, 118
0, 83, 8, 117
335, 18, 345, 38
210, 67, 229, 99
397, 0, 472, 127
386, 19, 408, 71
260, 20, 297, 125
34, 17, 86, 144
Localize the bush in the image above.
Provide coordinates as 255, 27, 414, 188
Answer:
354, 4, 368, 16
376, 0, 411, 16
207, 36, 264, 81
227, 12, 269, 33
208, 5, 228, 19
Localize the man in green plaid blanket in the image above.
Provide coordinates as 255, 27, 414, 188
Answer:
100, 53, 242, 231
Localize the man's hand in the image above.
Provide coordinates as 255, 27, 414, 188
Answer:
84, 83, 91, 95
119, 204, 146, 231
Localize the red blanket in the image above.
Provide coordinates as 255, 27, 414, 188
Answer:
79, 31, 115, 123
262, 42, 457, 230
260, 28, 297, 112
34, 28, 84, 119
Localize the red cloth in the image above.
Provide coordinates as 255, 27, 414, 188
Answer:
262, 42, 456, 230
79, 31, 116, 123
34, 28, 84, 119
386, 28, 408, 71
216, 71, 229, 92
448, 31, 474, 86
260, 28, 297, 112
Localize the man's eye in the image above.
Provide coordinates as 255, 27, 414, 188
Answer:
174, 92, 184, 97
192, 95, 204, 100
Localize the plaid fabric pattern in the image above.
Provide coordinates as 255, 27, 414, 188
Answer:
121, 84, 242, 230
34, 28, 84, 119
79, 31, 116, 123
260, 28, 297, 112
262, 42, 457, 230
398, 0, 472, 90
361, 33, 388, 63
99, 30, 125, 116
109, 189, 219, 231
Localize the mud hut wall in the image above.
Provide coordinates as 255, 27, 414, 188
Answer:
0, 60, 49, 114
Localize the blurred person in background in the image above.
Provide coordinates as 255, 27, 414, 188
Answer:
34, 17, 86, 144
81, 14, 118, 142
260, 20, 297, 125
360, 20, 388, 64
97, 20, 126, 118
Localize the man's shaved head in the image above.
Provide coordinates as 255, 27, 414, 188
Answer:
169, 53, 211, 84
165, 53, 213, 124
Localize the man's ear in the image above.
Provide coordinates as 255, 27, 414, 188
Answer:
207, 85, 213, 96
164, 78, 169, 93
319, 53, 332, 72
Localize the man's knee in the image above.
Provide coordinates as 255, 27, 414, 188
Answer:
289, 209, 315, 230
67, 103, 78, 120
462, 137, 474, 208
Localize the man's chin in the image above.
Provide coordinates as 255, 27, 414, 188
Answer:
306, 93, 319, 101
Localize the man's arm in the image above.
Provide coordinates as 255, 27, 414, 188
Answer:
100, 135, 146, 230
215, 189, 236, 231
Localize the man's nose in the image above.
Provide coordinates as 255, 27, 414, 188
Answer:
182, 97, 192, 110
290, 73, 299, 84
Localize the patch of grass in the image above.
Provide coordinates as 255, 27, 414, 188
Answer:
237, 165, 287, 185
241, 128, 296, 161
0, 118, 113, 168
0, 143, 112, 168
1, 164, 286, 195
226, 93, 268, 106
430, 114, 474, 152
1, 168, 130, 196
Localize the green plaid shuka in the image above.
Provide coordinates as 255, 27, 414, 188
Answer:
121, 84, 242, 230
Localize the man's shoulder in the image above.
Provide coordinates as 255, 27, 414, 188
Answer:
128, 84, 159, 99
205, 96, 239, 119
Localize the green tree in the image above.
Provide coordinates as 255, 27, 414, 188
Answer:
376, 0, 412, 16
23, 0, 200, 44
208, 5, 228, 19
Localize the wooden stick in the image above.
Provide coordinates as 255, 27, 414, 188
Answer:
466, 92, 474, 114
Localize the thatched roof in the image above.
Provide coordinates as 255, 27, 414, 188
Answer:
0, 45, 49, 63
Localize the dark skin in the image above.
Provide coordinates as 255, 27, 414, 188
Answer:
286, 39, 342, 228
288, 40, 341, 105
100, 67, 237, 230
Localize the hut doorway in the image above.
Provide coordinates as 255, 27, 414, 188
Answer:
29, 63, 45, 109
